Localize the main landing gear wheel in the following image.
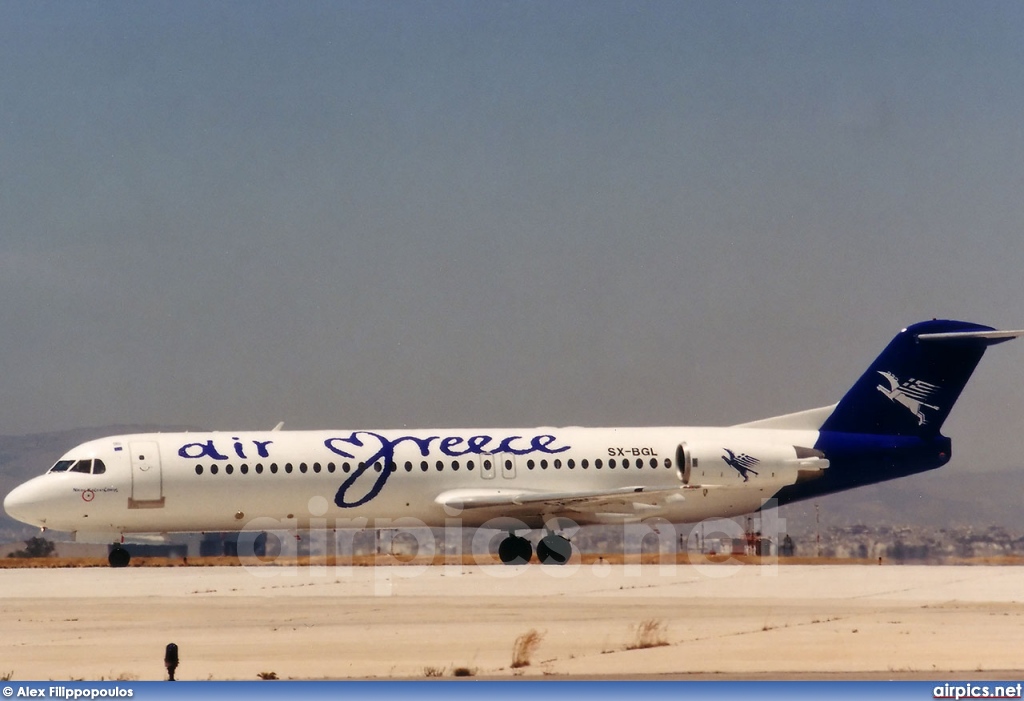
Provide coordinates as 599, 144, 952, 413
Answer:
498, 534, 532, 564
109, 546, 131, 568
537, 534, 572, 565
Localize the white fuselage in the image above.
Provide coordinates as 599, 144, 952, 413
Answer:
4, 425, 820, 541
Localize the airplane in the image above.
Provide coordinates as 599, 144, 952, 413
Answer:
4, 319, 1021, 568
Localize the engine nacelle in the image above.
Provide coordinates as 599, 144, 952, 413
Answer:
678, 441, 828, 488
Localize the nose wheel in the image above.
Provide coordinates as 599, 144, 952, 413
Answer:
108, 546, 131, 568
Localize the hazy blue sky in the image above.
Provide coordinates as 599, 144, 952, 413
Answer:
2, 2, 1023, 471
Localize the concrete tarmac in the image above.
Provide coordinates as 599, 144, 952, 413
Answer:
3, 563, 1024, 681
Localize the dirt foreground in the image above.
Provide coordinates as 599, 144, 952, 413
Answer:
2, 562, 1024, 681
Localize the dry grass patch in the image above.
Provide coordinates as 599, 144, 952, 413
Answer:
511, 629, 545, 668
625, 618, 669, 650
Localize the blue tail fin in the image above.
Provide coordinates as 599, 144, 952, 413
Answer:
820, 320, 1019, 437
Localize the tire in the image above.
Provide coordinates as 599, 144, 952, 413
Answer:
108, 547, 131, 568
537, 534, 571, 565
498, 535, 532, 565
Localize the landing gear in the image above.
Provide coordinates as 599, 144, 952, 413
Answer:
498, 534, 532, 564
537, 533, 572, 565
496, 532, 573, 565
109, 546, 131, 568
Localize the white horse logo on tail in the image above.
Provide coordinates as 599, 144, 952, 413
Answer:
876, 371, 940, 425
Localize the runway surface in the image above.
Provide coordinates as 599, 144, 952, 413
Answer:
3, 563, 1024, 681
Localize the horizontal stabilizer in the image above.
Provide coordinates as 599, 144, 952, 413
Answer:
917, 329, 1024, 344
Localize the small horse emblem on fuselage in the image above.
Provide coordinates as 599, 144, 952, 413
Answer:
722, 448, 760, 482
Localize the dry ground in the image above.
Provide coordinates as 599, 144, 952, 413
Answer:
2, 561, 1024, 681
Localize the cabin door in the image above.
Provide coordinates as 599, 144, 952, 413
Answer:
129, 441, 165, 508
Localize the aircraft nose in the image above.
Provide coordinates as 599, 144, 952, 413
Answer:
3, 480, 48, 527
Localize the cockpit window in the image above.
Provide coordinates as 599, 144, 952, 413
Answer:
49, 458, 107, 475
69, 460, 93, 474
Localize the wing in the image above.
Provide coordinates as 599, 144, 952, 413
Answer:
434, 486, 695, 525
435, 452, 829, 522
436, 485, 686, 514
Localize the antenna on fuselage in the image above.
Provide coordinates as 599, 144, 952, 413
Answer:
272, 422, 284, 431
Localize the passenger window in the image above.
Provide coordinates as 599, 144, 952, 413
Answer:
93, 459, 106, 475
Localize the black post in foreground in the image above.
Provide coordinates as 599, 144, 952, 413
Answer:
165, 643, 179, 681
